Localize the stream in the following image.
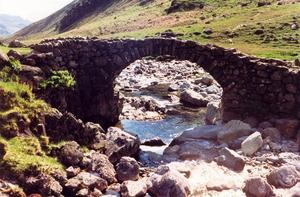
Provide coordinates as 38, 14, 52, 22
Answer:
118, 84, 207, 152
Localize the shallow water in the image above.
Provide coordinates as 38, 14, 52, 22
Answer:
120, 107, 206, 144
119, 83, 207, 144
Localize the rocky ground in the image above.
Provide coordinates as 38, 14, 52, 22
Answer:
113, 58, 300, 197
115, 57, 222, 122
0, 49, 300, 197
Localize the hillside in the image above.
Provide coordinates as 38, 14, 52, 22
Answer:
0, 14, 31, 37
9, 0, 300, 60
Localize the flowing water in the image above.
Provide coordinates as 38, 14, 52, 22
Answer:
118, 84, 207, 144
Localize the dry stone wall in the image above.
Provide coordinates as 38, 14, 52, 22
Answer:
26, 37, 298, 128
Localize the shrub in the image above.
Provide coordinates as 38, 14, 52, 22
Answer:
40, 70, 76, 89
9, 59, 22, 73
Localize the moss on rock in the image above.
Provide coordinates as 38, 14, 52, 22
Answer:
0, 136, 63, 175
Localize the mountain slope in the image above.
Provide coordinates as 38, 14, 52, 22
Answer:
0, 14, 31, 36
10, 0, 300, 60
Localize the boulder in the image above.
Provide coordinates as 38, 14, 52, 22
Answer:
142, 137, 166, 146
147, 165, 191, 197
243, 177, 274, 197
241, 132, 263, 155
291, 23, 299, 30
0, 179, 26, 197
120, 179, 148, 197
267, 165, 300, 188
26, 174, 63, 197
180, 89, 208, 107
275, 119, 299, 138
105, 127, 140, 164
7, 50, 23, 60
167, 140, 219, 162
203, 27, 213, 34
116, 157, 140, 182
205, 101, 221, 125
59, 141, 84, 166
0, 49, 9, 67
8, 40, 25, 48
261, 127, 281, 142
217, 120, 253, 144
66, 166, 81, 178
216, 147, 245, 171
65, 172, 108, 195
175, 125, 222, 141
85, 151, 117, 184
258, 121, 273, 129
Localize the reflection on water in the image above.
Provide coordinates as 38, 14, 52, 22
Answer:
119, 83, 207, 143
120, 108, 206, 144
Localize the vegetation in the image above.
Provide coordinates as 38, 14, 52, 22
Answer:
40, 70, 76, 90
0, 80, 48, 137
0, 136, 63, 174
9, 59, 22, 73
12, 0, 299, 60
0, 45, 31, 55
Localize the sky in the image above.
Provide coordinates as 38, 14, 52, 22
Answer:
0, 0, 74, 22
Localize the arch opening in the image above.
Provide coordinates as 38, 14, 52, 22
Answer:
113, 56, 223, 143
30, 38, 299, 131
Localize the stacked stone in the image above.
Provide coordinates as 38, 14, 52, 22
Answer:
25, 37, 297, 130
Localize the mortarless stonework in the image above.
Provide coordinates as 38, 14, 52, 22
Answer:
24, 37, 298, 128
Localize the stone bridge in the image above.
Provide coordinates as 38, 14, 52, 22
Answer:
26, 37, 299, 128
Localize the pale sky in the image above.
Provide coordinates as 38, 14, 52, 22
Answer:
0, 0, 74, 22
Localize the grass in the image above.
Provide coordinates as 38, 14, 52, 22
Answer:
0, 45, 31, 55
0, 136, 63, 174
10, 0, 300, 60
0, 80, 49, 137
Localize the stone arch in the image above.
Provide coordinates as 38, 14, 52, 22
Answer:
30, 37, 298, 128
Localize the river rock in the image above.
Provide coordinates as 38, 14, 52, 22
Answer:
59, 141, 84, 166
0, 179, 26, 197
216, 147, 245, 171
120, 178, 148, 197
147, 165, 191, 197
65, 172, 108, 195
85, 151, 117, 184
217, 120, 253, 144
205, 101, 221, 125
142, 137, 166, 146
267, 165, 300, 188
105, 127, 140, 164
275, 119, 299, 138
180, 89, 208, 107
241, 132, 263, 155
176, 125, 222, 141
174, 140, 220, 161
116, 157, 140, 182
66, 166, 81, 178
243, 177, 274, 197
261, 127, 281, 142
26, 173, 63, 197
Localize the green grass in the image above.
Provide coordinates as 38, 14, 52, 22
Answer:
0, 81, 49, 137
0, 45, 31, 55
12, 0, 300, 60
0, 136, 63, 174
98, 1, 300, 60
